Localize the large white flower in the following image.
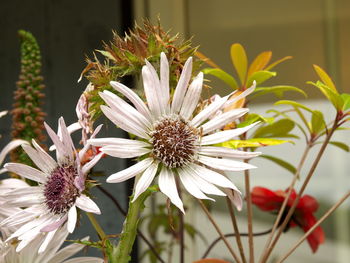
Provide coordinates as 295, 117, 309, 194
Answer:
1, 117, 102, 252
89, 53, 259, 212
0, 226, 103, 263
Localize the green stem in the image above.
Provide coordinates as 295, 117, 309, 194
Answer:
109, 188, 154, 263
86, 212, 106, 240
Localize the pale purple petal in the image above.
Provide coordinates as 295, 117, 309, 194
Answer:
100, 146, 150, 159
82, 152, 104, 175
0, 139, 28, 166
75, 194, 101, 214
88, 137, 150, 148
224, 188, 243, 211
44, 122, 70, 163
158, 167, 184, 213
22, 144, 53, 174
171, 57, 193, 114
32, 139, 57, 171
38, 228, 58, 253
132, 161, 158, 202
107, 158, 153, 183
4, 163, 47, 183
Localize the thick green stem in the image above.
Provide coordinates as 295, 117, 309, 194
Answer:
109, 188, 154, 263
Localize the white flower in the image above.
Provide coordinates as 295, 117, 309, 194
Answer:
1, 117, 103, 252
89, 53, 259, 213
0, 226, 103, 263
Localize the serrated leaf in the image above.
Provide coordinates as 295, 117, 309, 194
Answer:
311, 110, 326, 134
340, 93, 350, 111
253, 119, 296, 138
251, 86, 307, 99
202, 68, 238, 89
237, 113, 274, 128
307, 81, 343, 110
248, 51, 272, 77
247, 70, 276, 87
230, 43, 248, 84
259, 154, 297, 174
265, 56, 292, 71
313, 64, 337, 93
222, 138, 291, 149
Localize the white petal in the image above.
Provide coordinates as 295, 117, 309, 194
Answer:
82, 152, 104, 175
100, 146, 150, 158
171, 57, 193, 114
180, 72, 203, 120
198, 155, 256, 171
107, 158, 153, 183
22, 144, 53, 174
200, 122, 259, 145
224, 188, 243, 211
142, 66, 162, 118
132, 161, 158, 202
160, 52, 170, 114
158, 167, 184, 213
88, 137, 150, 148
100, 90, 151, 129
67, 205, 77, 233
75, 194, 101, 214
48, 236, 87, 263
32, 139, 57, 171
182, 166, 226, 196
225, 81, 256, 108
110, 81, 152, 121
199, 146, 261, 159
189, 164, 241, 191
201, 108, 249, 134
44, 122, 70, 163
0, 110, 7, 118
67, 122, 82, 134
0, 139, 28, 166
7, 215, 50, 241
4, 163, 47, 183
101, 105, 149, 139
63, 258, 104, 263
38, 228, 57, 253
58, 117, 75, 161
190, 93, 231, 127
178, 168, 213, 200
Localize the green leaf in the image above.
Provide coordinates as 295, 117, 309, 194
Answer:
265, 56, 292, 71
237, 113, 274, 128
274, 100, 313, 113
221, 138, 292, 149
230, 43, 248, 85
340, 93, 350, 111
202, 68, 238, 89
313, 64, 337, 93
184, 223, 207, 243
307, 81, 343, 110
329, 141, 350, 152
248, 51, 272, 76
253, 119, 296, 138
251, 86, 307, 99
247, 70, 276, 87
259, 154, 297, 174
311, 110, 326, 135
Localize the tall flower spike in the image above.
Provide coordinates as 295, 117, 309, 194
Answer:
89, 53, 260, 213
1, 117, 103, 252
11, 30, 46, 166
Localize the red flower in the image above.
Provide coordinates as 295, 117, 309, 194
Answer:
251, 187, 325, 253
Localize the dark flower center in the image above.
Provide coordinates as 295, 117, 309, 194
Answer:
44, 165, 79, 215
150, 117, 199, 168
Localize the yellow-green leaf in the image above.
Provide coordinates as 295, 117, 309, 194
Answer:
265, 56, 292, 71
259, 155, 297, 174
230, 43, 248, 85
247, 70, 276, 87
222, 138, 291, 149
340, 93, 350, 111
311, 110, 326, 135
313, 64, 337, 93
247, 51, 272, 77
251, 86, 307, 99
253, 119, 296, 138
202, 68, 238, 89
307, 81, 343, 110
329, 141, 350, 152
275, 100, 313, 113
237, 113, 274, 128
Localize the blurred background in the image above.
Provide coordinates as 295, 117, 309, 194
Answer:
1, 0, 350, 262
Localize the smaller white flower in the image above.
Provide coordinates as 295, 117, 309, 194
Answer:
1, 117, 103, 252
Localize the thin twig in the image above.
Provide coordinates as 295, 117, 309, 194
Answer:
96, 185, 166, 263
244, 168, 254, 263
198, 199, 242, 263
86, 212, 107, 240
202, 229, 272, 259
260, 118, 339, 262
276, 191, 350, 263
259, 144, 311, 261
226, 196, 247, 263
175, 177, 185, 263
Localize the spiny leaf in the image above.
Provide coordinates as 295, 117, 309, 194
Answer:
202, 68, 238, 89
222, 138, 292, 149
247, 70, 276, 87
230, 43, 248, 85
248, 51, 272, 76
313, 64, 337, 93
259, 154, 297, 174
251, 86, 307, 99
